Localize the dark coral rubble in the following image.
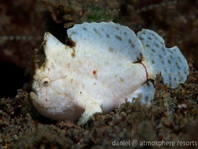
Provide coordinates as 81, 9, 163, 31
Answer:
0, 63, 197, 148
0, 0, 198, 148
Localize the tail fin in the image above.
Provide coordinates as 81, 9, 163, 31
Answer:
137, 29, 189, 88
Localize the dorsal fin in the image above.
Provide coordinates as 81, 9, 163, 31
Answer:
67, 22, 143, 62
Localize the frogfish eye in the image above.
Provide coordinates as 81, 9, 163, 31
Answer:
42, 78, 50, 86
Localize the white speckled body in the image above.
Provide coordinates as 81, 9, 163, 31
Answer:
31, 22, 189, 124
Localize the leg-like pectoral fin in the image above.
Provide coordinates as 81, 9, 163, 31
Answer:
78, 101, 102, 125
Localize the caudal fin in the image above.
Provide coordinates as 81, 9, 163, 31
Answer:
137, 29, 189, 88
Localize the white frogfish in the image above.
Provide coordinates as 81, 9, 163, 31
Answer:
30, 22, 189, 124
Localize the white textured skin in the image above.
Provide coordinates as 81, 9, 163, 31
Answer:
30, 22, 189, 124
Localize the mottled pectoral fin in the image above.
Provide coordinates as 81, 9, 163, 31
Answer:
139, 81, 155, 105
127, 81, 155, 106
77, 102, 102, 125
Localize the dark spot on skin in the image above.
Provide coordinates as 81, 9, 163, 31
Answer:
184, 70, 188, 75
150, 33, 155, 37
178, 71, 181, 76
71, 31, 76, 35
174, 77, 177, 81
115, 35, 122, 41
177, 65, 181, 70
124, 32, 127, 35
106, 34, 110, 38
168, 59, 171, 64
178, 57, 182, 62
128, 39, 132, 44
116, 26, 119, 30
169, 50, 174, 54
139, 37, 144, 41
164, 68, 167, 73
161, 60, 165, 64
162, 48, 165, 52
145, 96, 149, 101
108, 47, 114, 53
93, 28, 97, 32
169, 76, 171, 81
82, 27, 87, 31
131, 43, 135, 48
154, 43, 159, 48
146, 44, 150, 48
154, 36, 158, 40
159, 54, 162, 58
148, 36, 152, 40
80, 91, 82, 94
120, 78, 124, 82
151, 48, 156, 52
151, 60, 155, 64
93, 28, 101, 36
176, 62, 180, 70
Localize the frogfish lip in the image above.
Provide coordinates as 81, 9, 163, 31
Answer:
30, 91, 55, 109
30, 91, 38, 101
30, 91, 44, 109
